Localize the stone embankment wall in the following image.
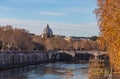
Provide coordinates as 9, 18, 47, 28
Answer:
0, 51, 50, 69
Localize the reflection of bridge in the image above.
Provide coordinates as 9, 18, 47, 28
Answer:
48, 51, 106, 61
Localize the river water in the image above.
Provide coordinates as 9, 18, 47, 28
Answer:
0, 62, 88, 79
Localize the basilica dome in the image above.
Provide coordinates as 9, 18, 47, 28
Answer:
42, 24, 53, 37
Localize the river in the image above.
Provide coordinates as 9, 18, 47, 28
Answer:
0, 62, 88, 79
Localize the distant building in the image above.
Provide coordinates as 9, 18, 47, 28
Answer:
64, 37, 72, 42
64, 36, 91, 42
41, 24, 53, 38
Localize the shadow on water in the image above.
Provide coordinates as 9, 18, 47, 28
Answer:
0, 61, 88, 79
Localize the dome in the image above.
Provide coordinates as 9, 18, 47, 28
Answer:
42, 24, 53, 37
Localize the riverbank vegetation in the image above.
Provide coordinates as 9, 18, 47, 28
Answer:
0, 25, 100, 51
95, 0, 120, 72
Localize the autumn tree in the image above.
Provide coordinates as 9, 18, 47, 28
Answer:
32, 36, 45, 50
0, 25, 14, 50
95, 0, 120, 71
44, 36, 67, 51
0, 25, 35, 51
67, 40, 74, 50
73, 41, 80, 50
12, 28, 34, 50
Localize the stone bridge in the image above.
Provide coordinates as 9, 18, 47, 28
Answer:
48, 50, 106, 61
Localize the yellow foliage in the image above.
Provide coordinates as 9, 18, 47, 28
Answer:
95, 0, 120, 72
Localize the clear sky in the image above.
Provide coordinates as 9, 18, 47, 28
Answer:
0, 0, 99, 37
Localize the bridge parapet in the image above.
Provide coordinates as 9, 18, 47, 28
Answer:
50, 51, 106, 61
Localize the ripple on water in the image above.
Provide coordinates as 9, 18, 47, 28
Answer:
0, 62, 88, 79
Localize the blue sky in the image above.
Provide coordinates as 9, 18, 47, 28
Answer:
0, 0, 99, 37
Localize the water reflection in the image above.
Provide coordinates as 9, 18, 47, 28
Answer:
0, 62, 88, 79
